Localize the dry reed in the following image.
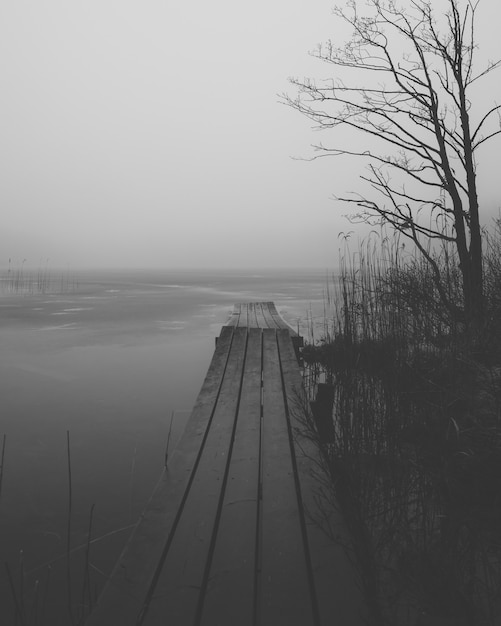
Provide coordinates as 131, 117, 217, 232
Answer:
303, 227, 501, 625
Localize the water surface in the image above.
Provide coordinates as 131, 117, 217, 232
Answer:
0, 268, 330, 623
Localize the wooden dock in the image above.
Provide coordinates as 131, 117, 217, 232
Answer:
86, 302, 364, 626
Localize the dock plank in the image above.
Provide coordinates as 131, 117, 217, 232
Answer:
85, 325, 235, 626
141, 327, 248, 626
258, 329, 314, 625
277, 330, 367, 626
86, 303, 364, 626
228, 303, 297, 334
253, 302, 270, 328
247, 302, 259, 328
226, 303, 241, 327
267, 302, 297, 333
258, 301, 277, 328
199, 327, 263, 626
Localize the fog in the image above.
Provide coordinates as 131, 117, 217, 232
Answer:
1, 0, 500, 270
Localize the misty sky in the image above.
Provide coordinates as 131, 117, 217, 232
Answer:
1, 1, 500, 270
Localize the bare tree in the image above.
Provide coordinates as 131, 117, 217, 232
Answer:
285, 0, 501, 330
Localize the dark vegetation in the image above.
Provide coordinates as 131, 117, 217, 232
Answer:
303, 226, 501, 625
287, 3, 501, 620
1, 259, 78, 294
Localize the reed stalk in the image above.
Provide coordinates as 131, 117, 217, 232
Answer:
25, 524, 136, 578
41, 566, 51, 625
5, 561, 26, 626
129, 445, 137, 521
19, 549, 25, 623
164, 410, 175, 468
66, 430, 74, 626
79, 504, 95, 621
29, 578, 39, 626
0, 433, 6, 502
303, 227, 501, 625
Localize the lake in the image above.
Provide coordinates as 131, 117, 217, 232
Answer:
0, 267, 331, 624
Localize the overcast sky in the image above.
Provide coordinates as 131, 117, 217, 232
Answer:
1, 1, 500, 270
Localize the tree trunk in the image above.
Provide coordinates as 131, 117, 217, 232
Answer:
458, 74, 484, 333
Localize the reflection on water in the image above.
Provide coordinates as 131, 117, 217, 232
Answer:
0, 268, 329, 623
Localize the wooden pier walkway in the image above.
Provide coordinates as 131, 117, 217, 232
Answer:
86, 302, 363, 626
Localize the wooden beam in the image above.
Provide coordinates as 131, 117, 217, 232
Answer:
85, 326, 235, 626
276, 330, 367, 626
258, 329, 314, 625
199, 327, 263, 626
141, 328, 248, 625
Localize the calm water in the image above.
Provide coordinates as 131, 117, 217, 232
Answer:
0, 268, 331, 624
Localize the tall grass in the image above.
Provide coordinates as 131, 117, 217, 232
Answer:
303, 226, 501, 625
2, 432, 135, 626
0, 434, 6, 502
1, 260, 78, 295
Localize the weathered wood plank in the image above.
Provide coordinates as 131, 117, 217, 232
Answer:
141, 327, 248, 626
268, 302, 298, 334
276, 330, 367, 626
199, 327, 263, 626
227, 303, 298, 334
242, 302, 249, 328
247, 302, 259, 328
86, 304, 343, 626
258, 329, 314, 625
85, 325, 235, 626
226, 303, 241, 327
253, 302, 270, 328
258, 301, 278, 329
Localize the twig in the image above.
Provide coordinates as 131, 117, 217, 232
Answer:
130, 445, 138, 521
25, 524, 136, 576
30, 578, 40, 626
5, 562, 26, 626
19, 549, 25, 621
80, 504, 95, 619
41, 566, 51, 624
164, 410, 175, 468
0, 433, 6, 501
66, 430, 74, 625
